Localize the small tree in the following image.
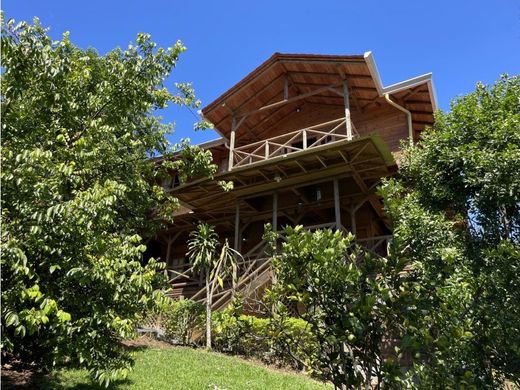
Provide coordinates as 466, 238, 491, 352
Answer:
187, 223, 238, 350
268, 226, 404, 389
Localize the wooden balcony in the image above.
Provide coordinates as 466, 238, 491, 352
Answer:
230, 117, 359, 169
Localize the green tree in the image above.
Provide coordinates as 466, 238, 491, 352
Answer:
1, 17, 215, 385
187, 223, 238, 350
268, 75, 520, 388
381, 74, 520, 388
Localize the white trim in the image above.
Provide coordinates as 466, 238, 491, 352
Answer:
426, 80, 438, 111
364, 51, 438, 110
363, 51, 384, 96
195, 137, 226, 149
382, 73, 432, 95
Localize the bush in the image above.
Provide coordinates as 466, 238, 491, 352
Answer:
163, 299, 205, 345
212, 303, 317, 372
270, 316, 318, 371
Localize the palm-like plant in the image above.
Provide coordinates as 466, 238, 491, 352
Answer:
187, 223, 238, 349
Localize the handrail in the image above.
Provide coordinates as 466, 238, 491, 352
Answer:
231, 117, 359, 169
167, 266, 194, 283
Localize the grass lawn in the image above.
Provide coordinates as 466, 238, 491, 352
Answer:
36, 343, 332, 390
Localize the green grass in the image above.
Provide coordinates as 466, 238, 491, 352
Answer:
39, 346, 332, 390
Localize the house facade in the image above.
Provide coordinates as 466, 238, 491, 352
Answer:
147, 52, 436, 308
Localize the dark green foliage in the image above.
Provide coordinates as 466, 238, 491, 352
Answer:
402, 75, 520, 244
381, 75, 520, 388
0, 17, 214, 386
267, 76, 520, 389
163, 299, 205, 345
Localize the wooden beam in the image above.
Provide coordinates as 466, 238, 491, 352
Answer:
244, 102, 295, 139
291, 81, 378, 94
327, 86, 345, 97
337, 65, 362, 113
228, 128, 236, 170
287, 71, 372, 80
350, 206, 357, 234
295, 160, 307, 173
316, 155, 327, 168
236, 83, 342, 119
228, 73, 286, 119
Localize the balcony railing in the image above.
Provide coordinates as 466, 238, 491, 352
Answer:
230, 117, 359, 169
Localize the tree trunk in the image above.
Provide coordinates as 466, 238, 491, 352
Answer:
205, 269, 212, 350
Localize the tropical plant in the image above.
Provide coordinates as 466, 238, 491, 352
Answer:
1, 17, 215, 386
187, 223, 239, 350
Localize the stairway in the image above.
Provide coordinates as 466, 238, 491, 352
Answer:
168, 239, 273, 314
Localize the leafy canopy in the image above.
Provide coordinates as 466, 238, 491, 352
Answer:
1, 17, 214, 385
386, 74, 520, 387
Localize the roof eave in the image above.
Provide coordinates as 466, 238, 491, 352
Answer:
364, 51, 438, 111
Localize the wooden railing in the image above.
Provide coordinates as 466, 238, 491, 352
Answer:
231, 117, 359, 169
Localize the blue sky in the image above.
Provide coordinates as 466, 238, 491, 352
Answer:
4, 1, 519, 145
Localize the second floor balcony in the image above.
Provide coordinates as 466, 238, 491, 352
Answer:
229, 117, 359, 169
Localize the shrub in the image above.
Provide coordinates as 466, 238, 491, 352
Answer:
212, 303, 317, 372
163, 299, 205, 345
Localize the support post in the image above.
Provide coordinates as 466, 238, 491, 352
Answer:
343, 80, 352, 140
350, 206, 357, 235
234, 201, 240, 252
228, 117, 236, 170
272, 191, 278, 232
165, 235, 172, 268
333, 179, 342, 230
302, 129, 307, 149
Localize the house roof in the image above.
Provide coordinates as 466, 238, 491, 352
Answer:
202, 52, 437, 143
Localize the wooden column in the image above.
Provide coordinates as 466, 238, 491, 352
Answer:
272, 191, 278, 232
333, 179, 342, 230
343, 80, 352, 140
234, 201, 240, 251
228, 117, 236, 170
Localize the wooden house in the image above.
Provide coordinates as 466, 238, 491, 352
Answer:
147, 52, 436, 310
